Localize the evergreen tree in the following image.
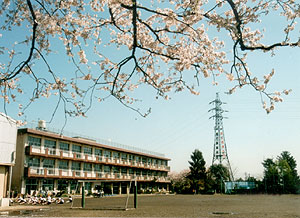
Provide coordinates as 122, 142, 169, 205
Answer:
262, 151, 300, 194
187, 149, 207, 193
277, 151, 299, 193
262, 158, 280, 194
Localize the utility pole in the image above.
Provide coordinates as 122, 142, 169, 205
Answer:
209, 93, 234, 181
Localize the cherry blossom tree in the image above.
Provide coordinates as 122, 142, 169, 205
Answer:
0, 0, 298, 123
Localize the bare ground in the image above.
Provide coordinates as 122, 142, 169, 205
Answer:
2, 194, 300, 217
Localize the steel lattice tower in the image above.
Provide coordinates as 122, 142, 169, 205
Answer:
209, 93, 234, 181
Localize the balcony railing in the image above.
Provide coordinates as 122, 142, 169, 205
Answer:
157, 177, 171, 182
96, 172, 104, 178
28, 145, 170, 171
85, 154, 95, 161
48, 148, 57, 156
61, 150, 72, 158
28, 166, 170, 182
60, 169, 71, 177
31, 145, 46, 155
74, 152, 83, 160
47, 168, 57, 175
74, 170, 82, 177
84, 171, 95, 178
29, 166, 44, 175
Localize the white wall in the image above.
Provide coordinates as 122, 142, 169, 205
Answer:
0, 113, 17, 165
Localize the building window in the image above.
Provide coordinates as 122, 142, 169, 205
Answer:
42, 179, 54, 191
70, 180, 79, 193
142, 170, 147, 176
104, 150, 111, 158
142, 157, 147, 164
112, 166, 120, 174
104, 165, 111, 173
129, 168, 134, 175
121, 167, 127, 175
43, 159, 55, 168
58, 160, 69, 170
95, 149, 102, 157
129, 155, 134, 161
136, 169, 141, 175
25, 178, 38, 194
44, 139, 56, 149
72, 144, 81, 153
158, 160, 161, 166
85, 182, 92, 191
83, 163, 92, 171
72, 162, 81, 171
28, 136, 41, 147
26, 157, 40, 167
136, 156, 141, 163
83, 147, 92, 155
94, 164, 102, 172
59, 142, 69, 151
57, 180, 68, 192
113, 152, 120, 159
121, 153, 127, 160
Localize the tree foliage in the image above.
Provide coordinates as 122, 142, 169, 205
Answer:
187, 149, 207, 193
172, 150, 232, 194
169, 170, 192, 194
262, 151, 299, 194
207, 164, 230, 193
0, 0, 298, 121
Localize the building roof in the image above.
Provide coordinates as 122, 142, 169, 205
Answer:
0, 112, 17, 124
18, 128, 171, 161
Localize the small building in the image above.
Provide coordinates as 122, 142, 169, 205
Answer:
224, 181, 256, 194
12, 124, 171, 195
0, 113, 18, 206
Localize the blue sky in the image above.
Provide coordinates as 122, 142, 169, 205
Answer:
1, 2, 300, 179
17, 53, 300, 179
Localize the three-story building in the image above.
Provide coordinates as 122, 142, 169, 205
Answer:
12, 127, 170, 195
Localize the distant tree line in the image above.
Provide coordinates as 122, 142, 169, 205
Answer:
171, 149, 231, 194
262, 151, 300, 194
170, 150, 300, 194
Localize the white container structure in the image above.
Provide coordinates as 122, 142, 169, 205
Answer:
0, 112, 17, 204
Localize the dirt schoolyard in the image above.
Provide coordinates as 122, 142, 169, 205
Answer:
2, 194, 300, 217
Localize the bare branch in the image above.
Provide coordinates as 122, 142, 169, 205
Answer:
0, 0, 37, 84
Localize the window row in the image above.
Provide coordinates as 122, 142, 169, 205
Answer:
26, 157, 168, 177
28, 136, 168, 166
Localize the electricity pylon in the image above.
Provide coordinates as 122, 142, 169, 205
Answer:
209, 93, 234, 181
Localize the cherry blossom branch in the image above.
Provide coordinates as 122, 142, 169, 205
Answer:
0, 0, 37, 84
1, 0, 298, 120
226, 0, 300, 51
132, 0, 137, 55
109, 8, 126, 33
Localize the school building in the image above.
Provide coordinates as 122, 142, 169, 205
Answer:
11, 125, 171, 195
0, 113, 18, 206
